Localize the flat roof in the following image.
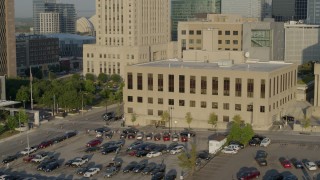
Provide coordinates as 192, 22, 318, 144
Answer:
0, 100, 20, 107
44, 33, 96, 41
134, 60, 293, 73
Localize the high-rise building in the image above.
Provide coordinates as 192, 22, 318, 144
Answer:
171, 0, 221, 41
307, 0, 320, 24
272, 0, 307, 22
0, 0, 17, 77
83, 0, 176, 77
33, 0, 76, 34
39, 12, 60, 34
221, 0, 264, 20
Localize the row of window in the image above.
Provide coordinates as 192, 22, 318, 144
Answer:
181, 30, 239, 36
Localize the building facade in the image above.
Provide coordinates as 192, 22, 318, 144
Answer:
16, 34, 59, 76
171, 0, 221, 41
83, 0, 177, 77
221, 0, 264, 20
307, 0, 320, 24
0, 0, 16, 77
33, 0, 57, 34
123, 60, 297, 130
272, 0, 307, 22
284, 22, 320, 64
39, 12, 60, 34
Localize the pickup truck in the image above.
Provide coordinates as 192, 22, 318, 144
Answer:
71, 156, 89, 167
31, 153, 49, 163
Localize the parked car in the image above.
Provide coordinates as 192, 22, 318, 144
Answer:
144, 143, 157, 151
142, 162, 157, 175
105, 158, 123, 169
85, 146, 100, 153
127, 141, 143, 150
38, 140, 53, 149
172, 134, 179, 142
65, 130, 77, 138
86, 139, 102, 147
104, 166, 120, 178
2, 154, 19, 164
136, 150, 149, 157
95, 127, 110, 134
248, 138, 261, 146
255, 157, 267, 166
136, 132, 144, 140
180, 129, 196, 137
76, 166, 90, 175
123, 128, 139, 134
229, 140, 245, 149
166, 142, 179, 152
237, 170, 260, 180
71, 156, 89, 167
197, 150, 212, 160
225, 144, 241, 151
114, 139, 125, 147
181, 135, 188, 142
83, 167, 101, 177
128, 150, 137, 156
260, 138, 271, 147
65, 158, 78, 167
101, 141, 116, 149
291, 158, 303, 169
31, 152, 49, 163
170, 145, 185, 155
20, 146, 38, 155
133, 160, 148, 173
123, 161, 138, 173
146, 133, 153, 140
279, 157, 292, 168
221, 148, 237, 154
150, 164, 166, 175
23, 154, 36, 163
37, 158, 57, 171
147, 151, 162, 158
120, 133, 127, 139
165, 169, 177, 180
102, 112, 115, 121
127, 133, 136, 139
154, 133, 161, 141
304, 161, 317, 171
163, 133, 171, 141
154, 144, 167, 153
44, 162, 60, 172
52, 136, 66, 144
101, 146, 118, 155
105, 131, 114, 139
152, 172, 165, 180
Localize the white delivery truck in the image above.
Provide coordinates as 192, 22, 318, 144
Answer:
208, 134, 227, 154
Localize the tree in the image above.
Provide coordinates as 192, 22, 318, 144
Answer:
208, 112, 218, 129
71, 73, 81, 80
110, 74, 122, 83
6, 115, 17, 132
178, 143, 197, 177
161, 110, 170, 123
48, 71, 56, 80
85, 73, 95, 82
185, 112, 193, 129
131, 113, 137, 125
98, 73, 109, 83
232, 114, 243, 125
16, 109, 29, 125
16, 86, 29, 108
227, 122, 254, 145
84, 80, 95, 93
116, 103, 122, 118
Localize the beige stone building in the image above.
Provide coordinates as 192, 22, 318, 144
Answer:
123, 59, 297, 130
83, 0, 177, 77
0, 0, 16, 77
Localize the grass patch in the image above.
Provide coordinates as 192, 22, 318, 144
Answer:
0, 130, 19, 140
297, 75, 315, 85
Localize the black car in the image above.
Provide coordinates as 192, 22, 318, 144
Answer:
136, 143, 151, 151
133, 163, 147, 173
229, 140, 245, 149
44, 162, 60, 172
123, 128, 139, 134
128, 141, 144, 150
65, 131, 77, 138
120, 133, 127, 139
101, 141, 116, 149
101, 146, 119, 155
154, 133, 162, 141
141, 162, 157, 175
37, 158, 57, 171
52, 136, 66, 143
114, 139, 125, 147
165, 169, 177, 180
76, 166, 90, 175
65, 159, 77, 167
154, 144, 167, 153
150, 164, 166, 175
123, 161, 138, 173
2, 154, 19, 164
166, 142, 179, 152
136, 150, 149, 157
252, 134, 266, 141
291, 158, 304, 169
85, 146, 100, 153
255, 150, 268, 166
105, 131, 114, 139
144, 143, 157, 151
152, 172, 165, 180
265, 173, 284, 180
249, 138, 261, 146
95, 127, 111, 133
197, 150, 212, 160
102, 112, 115, 121
180, 130, 196, 137
255, 157, 268, 166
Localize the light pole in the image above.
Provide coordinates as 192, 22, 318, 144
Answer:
82, 92, 84, 116
169, 106, 174, 133
174, 120, 177, 133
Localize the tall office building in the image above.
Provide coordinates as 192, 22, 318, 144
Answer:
272, 0, 307, 22
307, 0, 320, 24
33, 0, 76, 34
39, 12, 60, 34
0, 0, 16, 77
83, 0, 176, 77
171, 0, 221, 41
221, 0, 264, 20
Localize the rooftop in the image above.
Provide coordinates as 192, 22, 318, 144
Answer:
44, 33, 95, 41
135, 60, 293, 73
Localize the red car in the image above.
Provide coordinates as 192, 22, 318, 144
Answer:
237, 170, 260, 180
163, 132, 170, 141
279, 157, 292, 168
38, 140, 53, 149
128, 150, 137, 156
181, 136, 188, 142
23, 154, 36, 162
86, 139, 102, 147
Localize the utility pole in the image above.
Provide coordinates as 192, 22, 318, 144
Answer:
30, 67, 33, 110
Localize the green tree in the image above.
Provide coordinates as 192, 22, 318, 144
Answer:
232, 114, 243, 124
48, 71, 56, 80
85, 73, 95, 82
16, 109, 29, 125
208, 112, 218, 129
16, 86, 29, 108
241, 124, 255, 144
6, 115, 17, 132
116, 103, 122, 118
227, 122, 254, 145
71, 73, 81, 80
161, 110, 170, 124
84, 80, 95, 93
98, 73, 109, 83
131, 113, 137, 125
178, 143, 197, 176
185, 112, 193, 129
110, 74, 122, 83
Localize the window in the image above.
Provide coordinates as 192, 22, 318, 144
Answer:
196, 39, 201, 44
260, 106, 265, 113
189, 39, 194, 44
196, 30, 201, 35
225, 31, 230, 35
235, 104, 241, 111
235, 78, 242, 97
218, 31, 222, 35
148, 97, 153, 104
128, 96, 133, 102
201, 101, 207, 108
190, 76, 196, 94
233, 40, 238, 45
233, 31, 238, 35
181, 30, 186, 35
158, 74, 163, 91
189, 30, 194, 35
158, 110, 163, 116
247, 79, 254, 98
168, 75, 174, 92
212, 77, 218, 95
247, 104, 253, 112
190, 100, 196, 107
212, 102, 218, 109
179, 100, 185, 106
224, 78, 230, 96
158, 98, 163, 104
201, 76, 207, 94
137, 73, 143, 90
137, 97, 143, 103
127, 108, 133, 113
179, 75, 185, 93
218, 40, 222, 44
127, 73, 133, 89
148, 109, 153, 115
225, 40, 230, 44
260, 79, 265, 99
223, 103, 229, 110
223, 116, 229, 122
148, 74, 153, 91
169, 99, 174, 105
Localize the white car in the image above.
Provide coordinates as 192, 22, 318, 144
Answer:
260, 138, 271, 147
225, 145, 240, 151
83, 167, 101, 177
221, 148, 238, 154
31, 154, 48, 163
146, 151, 162, 158
96, 132, 103, 138
172, 134, 179, 142
71, 157, 89, 167
305, 161, 317, 171
170, 145, 185, 155
136, 132, 144, 140
20, 146, 38, 155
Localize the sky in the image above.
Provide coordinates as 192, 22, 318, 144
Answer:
15, 0, 96, 18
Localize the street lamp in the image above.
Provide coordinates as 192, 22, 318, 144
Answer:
174, 121, 177, 133
169, 107, 174, 133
